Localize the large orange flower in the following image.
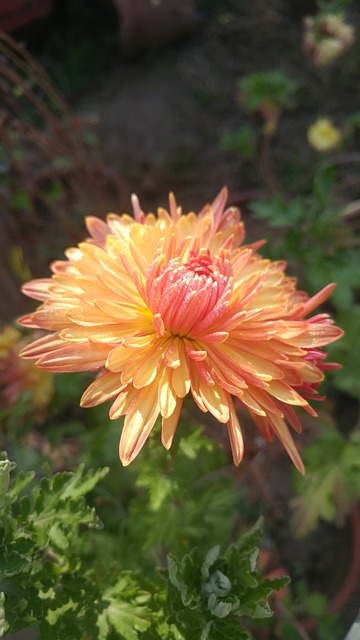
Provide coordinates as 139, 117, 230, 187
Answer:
19, 189, 343, 472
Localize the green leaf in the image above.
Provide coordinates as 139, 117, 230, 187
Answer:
220, 126, 257, 160
0, 461, 11, 499
57, 465, 110, 501
0, 545, 30, 577
45, 599, 78, 626
0, 592, 7, 637
166, 517, 286, 637
239, 70, 298, 112
97, 577, 152, 640
18, 465, 109, 548
200, 618, 249, 640
7, 471, 35, 502
291, 429, 360, 533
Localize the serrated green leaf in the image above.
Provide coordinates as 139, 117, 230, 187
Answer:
0, 546, 30, 577
48, 523, 69, 550
291, 430, 360, 533
207, 594, 237, 618
0, 592, 7, 637
201, 618, 249, 640
7, 471, 35, 502
59, 465, 109, 501
201, 546, 220, 578
0, 462, 11, 499
97, 580, 152, 640
18, 465, 108, 548
45, 599, 78, 626
166, 516, 282, 632
168, 549, 204, 608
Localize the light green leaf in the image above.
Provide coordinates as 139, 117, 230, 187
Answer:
0, 592, 7, 637
46, 599, 77, 626
201, 546, 220, 578
97, 584, 151, 640
54, 464, 110, 501
7, 471, 35, 501
0, 461, 11, 499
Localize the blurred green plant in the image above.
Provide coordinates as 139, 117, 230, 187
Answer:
238, 70, 298, 136
291, 428, 360, 534
239, 70, 298, 116
220, 126, 257, 162
249, 166, 360, 400
279, 582, 342, 640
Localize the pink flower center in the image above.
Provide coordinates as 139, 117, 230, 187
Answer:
147, 248, 232, 337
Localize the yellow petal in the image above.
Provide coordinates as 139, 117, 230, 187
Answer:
109, 385, 138, 419
119, 384, 160, 465
20, 333, 64, 358
267, 380, 308, 406
131, 347, 161, 388
21, 278, 53, 301
269, 415, 305, 475
161, 399, 183, 449
227, 405, 244, 466
80, 371, 122, 407
159, 369, 178, 418
107, 344, 136, 372
199, 382, 230, 423
171, 341, 191, 397
36, 343, 110, 372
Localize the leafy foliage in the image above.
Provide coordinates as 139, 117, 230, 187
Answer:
0, 459, 109, 638
128, 427, 245, 559
249, 166, 360, 399
220, 126, 257, 161
0, 453, 286, 639
238, 70, 298, 113
166, 518, 288, 640
279, 582, 342, 640
291, 429, 360, 534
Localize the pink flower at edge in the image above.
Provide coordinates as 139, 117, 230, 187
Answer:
18, 188, 343, 473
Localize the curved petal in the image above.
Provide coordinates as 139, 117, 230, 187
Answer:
227, 402, 244, 466
119, 384, 160, 466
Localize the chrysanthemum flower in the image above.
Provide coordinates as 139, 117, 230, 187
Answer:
19, 189, 343, 472
303, 13, 354, 67
0, 325, 53, 418
307, 118, 341, 152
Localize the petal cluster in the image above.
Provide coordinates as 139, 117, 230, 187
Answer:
303, 12, 354, 67
307, 118, 341, 152
0, 325, 53, 418
19, 189, 343, 472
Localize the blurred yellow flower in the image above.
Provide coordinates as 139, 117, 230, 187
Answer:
19, 189, 343, 472
0, 325, 54, 419
307, 118, 341, 152
303, 13, 354, 67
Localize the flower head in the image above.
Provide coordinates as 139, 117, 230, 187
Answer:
19, 189, 343, 472
307, 118, 341, 152
303, 13, 354, 67
0, 325, 53, 418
